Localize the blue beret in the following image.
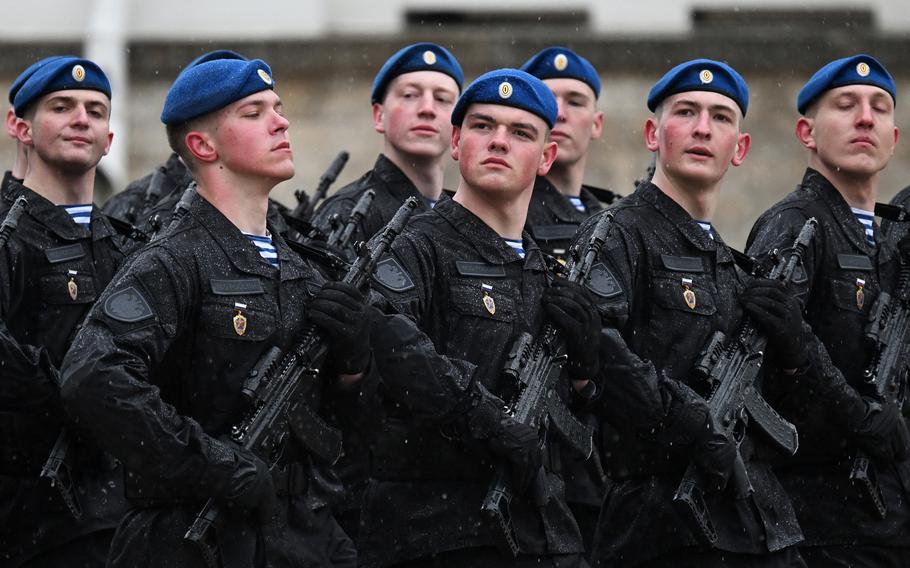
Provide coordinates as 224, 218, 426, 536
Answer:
13, 57, 111, 117
179, 49, 248, 79
371, 42, 464, 103
8, 55, 73, 105
451, 68, 558, 129
647, 58, 749, 117
161, 58, 275, 125
797, 54, 896, 115
520, 46, 601, 98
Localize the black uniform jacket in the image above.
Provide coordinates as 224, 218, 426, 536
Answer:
0, 182, 136, 565
312, 154, 436, 248
574, 182, 803, 565
60, 192, 347, 568
361, 198, 585, 567
747, 168, 910, 548
525, 175, 617, 259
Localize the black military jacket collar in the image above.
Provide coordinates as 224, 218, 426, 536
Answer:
5, 181, 119, 242
371, 153, 430, 205
532, 176, 609, 223
185, 191, 313, 282
637, 181, 734, 262
433, 197, 547, 271
799, 167, 880, 256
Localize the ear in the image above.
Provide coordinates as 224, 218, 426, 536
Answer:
372, 103, 385, 134
6, 109, 18, 139
101, 131, 114, 157
185, 130, 218, 164
15, 117, 34, 146
795, 116, 816, 151
730, 132, 751, 167
536, 139, 559, 176
891, 125, 899, 157
643, 117, 659, 152
451, 125, 462, 161
591, 110, 605, 140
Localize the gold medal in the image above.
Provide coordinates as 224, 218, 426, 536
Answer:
233, 302, 248, 336
67, 269, 78, 301
482, 284, 496, 315
855, 278, 866, 310
681, 278, 696, 309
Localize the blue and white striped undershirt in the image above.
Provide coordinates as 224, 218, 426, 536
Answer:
503, 238, 525, 259
244, 232, 280, 268
62, 204, 92, 231
695, 220, 715, 240
567, 196, 586, 213
850, 207, 876, 247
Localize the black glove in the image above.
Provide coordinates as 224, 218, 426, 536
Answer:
222, 448, 276, 524
850, 398, 910, 462
308, 281, 372, 374
740, 278, 807, 370
542, 279, 600, 380
661, 378, 736, 490
467, 387, 544, 493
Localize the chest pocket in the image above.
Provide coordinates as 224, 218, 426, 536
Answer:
650, 255, 717, 316
38, 270, 97, 305
200, 278, 275, 341
448, 280, 517, 324
829, 254, 877, 313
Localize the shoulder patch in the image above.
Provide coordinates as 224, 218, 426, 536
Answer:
103, 286, 154, 323
373, 256, 415, 292
585, 262, 622, 298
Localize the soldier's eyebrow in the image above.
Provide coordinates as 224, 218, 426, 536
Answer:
466, 112, 540, 137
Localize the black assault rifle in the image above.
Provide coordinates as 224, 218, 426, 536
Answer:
0, 196, 27, 247
672, 217, 817, 544
291, 151, 350, 222
480, 211, 614, 557
325, 189, 375, 249
184, 196, 419, 568
850, 247, 910, 518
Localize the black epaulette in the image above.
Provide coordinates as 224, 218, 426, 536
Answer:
106, 214, 150, 242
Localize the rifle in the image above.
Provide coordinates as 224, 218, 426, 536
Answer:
0, 196, 28, 247
481, 211, 614, 556
850, 249, 910, 518
290, 151, 350, 222
325, 189, 375, 250
149, 183, 197, 240
184, 197, 419, 568
673, 217, 817, 544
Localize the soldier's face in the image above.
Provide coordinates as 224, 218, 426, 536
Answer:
452, 103, 557, 198
16, 89, 113, 175
373, 71, 459, 160
210, 90, 295, 183
544, 78, 603, 167
797, 85, 899, 179
645, 91, 750, 189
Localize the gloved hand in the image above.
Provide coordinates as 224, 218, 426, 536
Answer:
661, 378, 736, 490
222, 448, 277, 524
308, 281, 373, 374
467, 387, 544, 493
542, 279, 601, 380
850, 398, 910, 462
740, 278, 808, 370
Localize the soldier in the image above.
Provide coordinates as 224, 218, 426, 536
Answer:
101, 50, 244, 227
59, 56, 365, 567
574, 59, 806, 566
746, 54, 910, 566
519, 47, 617, 553
312, 42, 463, 247
362, 68, 593, 567
520, 46, 618, 260
0, 56, 136, 567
